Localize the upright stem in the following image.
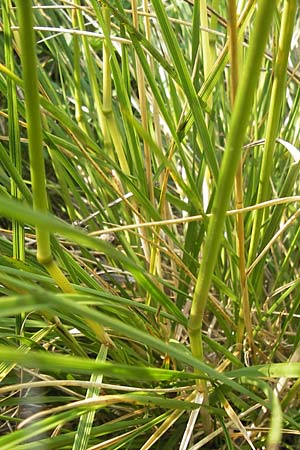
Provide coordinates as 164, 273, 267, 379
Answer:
199, 0, 212, 106
15, 0, 50, 265
228, 0, 254, 357
247, 0, 297, 265
15, 0, 113, 348
3, 0, 25, 343
72, 5, 88, 134
134, 0, 164, 302
73, 0, 106, 137
101, 4, 130, 177
196, 0, 215, 432
188, 0, 276, 367
131, 0, 154, 205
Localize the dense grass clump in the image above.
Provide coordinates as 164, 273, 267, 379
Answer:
0, 1, 300, 448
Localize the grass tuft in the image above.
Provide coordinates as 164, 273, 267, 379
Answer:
0, 1, 300, 448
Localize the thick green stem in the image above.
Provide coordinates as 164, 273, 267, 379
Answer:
188, 0, 276, 361
248, 0, 297, 265
16, 0, 113, 349
16, 0, 51, 263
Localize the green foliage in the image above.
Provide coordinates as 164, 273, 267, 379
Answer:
0, 1, 300, 448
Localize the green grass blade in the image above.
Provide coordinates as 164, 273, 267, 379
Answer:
151, 0, 219, 182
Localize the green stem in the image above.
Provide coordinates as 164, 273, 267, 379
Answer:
3, 0, 25, 345
16, 0, 113, 349
199, 0, 212, 99
71, 6, 88, 134
101, 4, 129, 176
73, 0, 107, 139
131, 0, 154, 204
188, 0, 276, 361
228, 0, 253, 357
15, 0, 50, 264
247, 0, 297, 265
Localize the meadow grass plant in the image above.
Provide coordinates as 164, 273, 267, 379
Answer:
0, 1, 300, 448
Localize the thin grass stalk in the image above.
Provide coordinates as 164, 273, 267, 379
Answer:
72, 345, 108, 450
190, 6, 201, 92
140, 392, 196, 450
247, 0, 297, 266
228, 1, 239, 107
198, 0, 215, 221
102, 5, 130, 175
120, 20, 130, 93
192, 1, 210, 215
150, 0, 218, 183
101, 3, 118, 163
98, 2, 151, 263
132, 0, 165, 299
15, 0, 112, 348
141, 0, 173, 279
209, 0, 218, 60
188, 0, 276, 381
180, 0, 256, 139
73, 0, 106, 138
3, 0, 25, 342
97, 0, 179, 82
3, 0, 24, 263
72, 5, 88, 134
194, 0, 215, 433
199, 0, 212, 102
228, 0, 253, 358
266, 391, 283, 450
131, 0, 154, 205
142, 0, 162, 151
